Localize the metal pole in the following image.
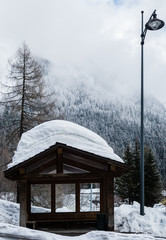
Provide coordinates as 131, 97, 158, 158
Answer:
140, 10, 145, 216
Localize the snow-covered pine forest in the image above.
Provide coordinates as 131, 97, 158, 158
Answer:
44, 62, 166, 186
0, 59, 166, 188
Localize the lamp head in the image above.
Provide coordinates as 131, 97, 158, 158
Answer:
146, 12, 165, 30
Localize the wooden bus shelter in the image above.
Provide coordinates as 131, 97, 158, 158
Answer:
4, 142, 128, 231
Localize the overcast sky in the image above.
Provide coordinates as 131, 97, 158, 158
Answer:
0, 0, 166, 102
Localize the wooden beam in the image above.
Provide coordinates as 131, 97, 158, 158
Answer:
39, 164, 57, 174
110, 165, 116, 172
63, 152, 108, 171
29, 160, 57, 174
26, 153, 56, 173
63, 157, 107, 174
28, 212, 98, 221
24, 173, 102, 182
63, 164, 88, 174
57, 147, 63, 174
19, 168, 26, 175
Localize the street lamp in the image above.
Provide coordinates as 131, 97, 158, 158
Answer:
140, 10, 164, 216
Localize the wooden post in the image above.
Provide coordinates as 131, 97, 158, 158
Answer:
19, 180, 27, 227
57, 148, 63, 173
76, 183, 80, 213
51, 183, 55, 213
107, 174, 114, 231
102, 178, 107, 213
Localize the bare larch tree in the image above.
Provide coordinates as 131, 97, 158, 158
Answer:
1, 42, 56, 150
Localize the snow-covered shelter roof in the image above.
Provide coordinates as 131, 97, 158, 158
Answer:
8, 120, 123, 169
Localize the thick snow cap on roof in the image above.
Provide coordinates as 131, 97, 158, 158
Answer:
8, 120, 124, 169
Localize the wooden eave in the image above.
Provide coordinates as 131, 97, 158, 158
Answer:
4, 142, 129, 181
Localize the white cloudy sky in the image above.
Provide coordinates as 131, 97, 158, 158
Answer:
0, 0, 166, 101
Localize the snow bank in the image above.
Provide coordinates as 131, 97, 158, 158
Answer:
0, 223, 67, 240
0, 199, 19, 226
115, 201, 166, 237
0, 223, 160, 240
8, 120, 123, 169
0, 199, 166, 239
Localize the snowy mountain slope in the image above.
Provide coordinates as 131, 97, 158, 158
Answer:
47, 69, 166, 185
1, 59, 166, 185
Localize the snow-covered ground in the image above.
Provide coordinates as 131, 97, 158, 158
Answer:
0, 199, 166, 240
115, 201, 166, 237
0, 223, 164, 240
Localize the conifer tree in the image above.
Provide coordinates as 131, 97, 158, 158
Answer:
116, 141, 162, 206
115, 144, 134, 204
144, 146, 162, 206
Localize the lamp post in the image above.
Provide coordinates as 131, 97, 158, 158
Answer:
140, 10, 164, 216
